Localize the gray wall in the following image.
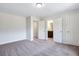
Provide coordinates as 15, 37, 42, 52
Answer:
0, 12, 27, 44
33, 21, 38, 38
26, 16, 33, 41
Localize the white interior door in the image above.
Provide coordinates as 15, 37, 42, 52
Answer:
63, 15, 72, 44
53, 18, 63, 43
63, 15, 78, 45
38, 20, 46, 40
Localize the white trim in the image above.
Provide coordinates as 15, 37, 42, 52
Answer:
0, 39, 26, 45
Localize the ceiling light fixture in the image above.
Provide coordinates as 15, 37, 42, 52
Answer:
33, 3, 44, 8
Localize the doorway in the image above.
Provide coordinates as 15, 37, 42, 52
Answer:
33, 21, 38, 39
32, 18, 63, 42
47, 20, 53, 41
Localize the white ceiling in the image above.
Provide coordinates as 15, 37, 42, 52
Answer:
0, 3, 79, 17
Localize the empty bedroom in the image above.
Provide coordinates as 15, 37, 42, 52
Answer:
0, 3, 79, 56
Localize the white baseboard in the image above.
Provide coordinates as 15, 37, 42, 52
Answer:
0, 38, 27, 45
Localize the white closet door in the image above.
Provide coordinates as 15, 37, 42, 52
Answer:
63, 15, 72, 44
38, 20, 46, 40
53, 17, 63, 43
63, 15, 78, 45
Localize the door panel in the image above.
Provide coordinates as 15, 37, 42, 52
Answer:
38, 20, 46, 40
53, 17, 63, 43
63, 15, 78, 45
63, 15, 72, 44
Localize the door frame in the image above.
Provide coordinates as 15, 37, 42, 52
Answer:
46, 17, 63, 43
46, 20, 53, 40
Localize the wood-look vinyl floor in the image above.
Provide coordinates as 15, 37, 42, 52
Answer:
0, 39, 79, 56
